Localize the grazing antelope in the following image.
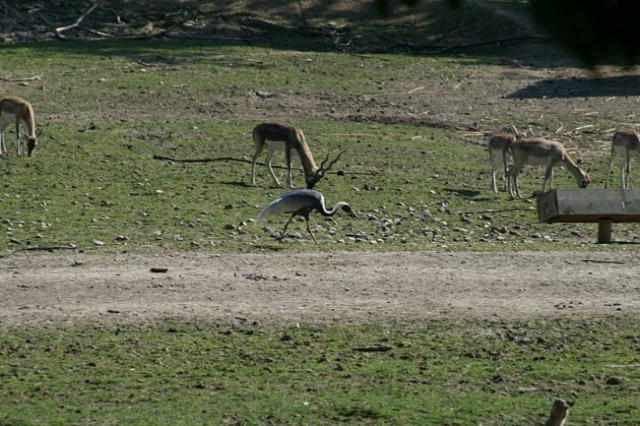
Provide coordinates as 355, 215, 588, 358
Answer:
251, 122, 342, 189
507, 138, 590, 198
489, 133, 517, 193
0, 96, 40, 156
544, 399, 570, 426
257, 189, 357, 243
605, 129, 640, 189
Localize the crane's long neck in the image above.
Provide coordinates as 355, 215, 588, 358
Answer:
320, 201, 350, 217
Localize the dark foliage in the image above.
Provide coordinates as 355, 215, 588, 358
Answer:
382, 0, 640, 66
530, 0, 640, 66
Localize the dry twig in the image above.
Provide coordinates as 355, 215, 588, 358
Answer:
0, 75, 42, 82
24, 244, 78, 252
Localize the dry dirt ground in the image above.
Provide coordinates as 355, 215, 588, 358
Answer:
1, 250, 639, 327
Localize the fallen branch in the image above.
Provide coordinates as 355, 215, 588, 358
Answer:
0, 75, 42, 82
77, 25, 112, 38
198, 0, 251, 15
353, 346, 393, 353
122, 9, 204, 41
55, 2, 100, 40
153, 154, 260, 165
152, 154, 378, 176
581, 259, 626, 265
384, 34, 549, 54
24, 244, 78, 252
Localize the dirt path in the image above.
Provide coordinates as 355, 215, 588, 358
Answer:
1, 250, 637, 327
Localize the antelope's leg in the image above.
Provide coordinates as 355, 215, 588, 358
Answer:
542, 164, 554, 193
14, 121, 21, 156
285, 148, 294, 188
624, 152, 631, 189
489, 151, 499, 193
605, 147, 616, 188
0, 122, 7, 155
266, 150, 281, 187
251, 149, 263, 186
508, 164, 523, 198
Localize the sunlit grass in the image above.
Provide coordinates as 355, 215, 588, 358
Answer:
1, 317, 638, 425
0, 40, 635, 253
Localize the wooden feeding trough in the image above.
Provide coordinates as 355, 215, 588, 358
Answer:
537, 189, 640, 243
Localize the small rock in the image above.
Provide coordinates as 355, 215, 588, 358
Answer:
605, 376, 624, 385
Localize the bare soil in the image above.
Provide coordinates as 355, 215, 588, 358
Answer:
1, 250, 638, 327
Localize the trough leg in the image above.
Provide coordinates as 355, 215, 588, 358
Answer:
597, 220, 612, 244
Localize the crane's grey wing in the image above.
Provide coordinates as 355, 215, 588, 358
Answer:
256, 190, 323, 223
256, 191, 309, 223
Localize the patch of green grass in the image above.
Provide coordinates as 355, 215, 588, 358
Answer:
0, 39, 634, 253
1, 317, 638, 424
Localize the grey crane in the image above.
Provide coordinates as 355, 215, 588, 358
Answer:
256, 189, 357, 243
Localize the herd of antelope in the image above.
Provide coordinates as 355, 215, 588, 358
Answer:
489, 128, 640, 197
251, 122, 639, 198
1, 94, 638, 197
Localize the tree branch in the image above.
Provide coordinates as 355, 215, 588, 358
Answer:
152, 154, 377, 176
0, 75, 42, 82
55, 2, 100, 40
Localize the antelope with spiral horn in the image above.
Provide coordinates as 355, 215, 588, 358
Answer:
251, 122, 342, 189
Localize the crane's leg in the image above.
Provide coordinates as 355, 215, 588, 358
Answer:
278, 214, 297, 241
304, 218, 318, 244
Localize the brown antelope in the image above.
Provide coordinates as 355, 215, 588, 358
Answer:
251, 122, 342, 189
0, 96, 40, 156
489, 133, 517, 193
507, 137, 590, 198
605, 129, 640, 189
